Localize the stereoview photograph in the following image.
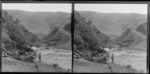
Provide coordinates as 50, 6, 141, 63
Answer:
73, 4, 148, 73
1, 3, 72, 72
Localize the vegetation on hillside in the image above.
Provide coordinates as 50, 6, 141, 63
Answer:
2, 10, 40, 61
74, 12, 112, 59
115, 28, 143, 48
136, 22, 147, 36
43, 22, 71, 50
78, 11, 147, 39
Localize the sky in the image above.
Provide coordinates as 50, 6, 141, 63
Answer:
75, 4, 147, 14
2, 3, 72, 13
2, 3, 147, 14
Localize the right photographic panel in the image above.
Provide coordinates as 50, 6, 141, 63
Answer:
73, 3, 148, 73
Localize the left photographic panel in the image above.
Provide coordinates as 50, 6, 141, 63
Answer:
1, 3, 72, 72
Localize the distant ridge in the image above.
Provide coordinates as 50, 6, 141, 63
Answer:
5, 10, 71, 38
78, 11, 147, 38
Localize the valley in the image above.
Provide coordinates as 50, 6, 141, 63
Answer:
1, 8, 147, 73
1, 10, 72, 72
73, 11, 147, 73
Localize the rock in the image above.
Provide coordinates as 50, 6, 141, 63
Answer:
126, 65, 132, 69
52, 64, 59, 68
2, 53, 9, 57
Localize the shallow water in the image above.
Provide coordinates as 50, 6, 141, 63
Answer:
111, 50, 147, 73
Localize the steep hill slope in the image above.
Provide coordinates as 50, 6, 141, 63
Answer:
136, 22, 147, 36
74, 11, 112, 54
5, 10, 71, 39
77, 11, 147, 52
43, 25, 71, 50
78, 11, 147, 39
4, 10, 71, 50
115, 22, 147, 51
2, 10, 39, 55
115, 28, 143, 47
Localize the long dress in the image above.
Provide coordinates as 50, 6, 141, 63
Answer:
38, 52, 41, 62
111, 54, 114, 63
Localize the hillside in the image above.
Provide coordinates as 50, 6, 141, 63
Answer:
2, 10, 72, 72
74, 11, 112, 54
5, 10, 71, 39
2, 10, 40, 58
115, 22, 147, 51
43, 25, 71, 50
136, 22, 147, 36
77, 11, 147, 52
4, 10, 71, 50
6, 10, 147, 41
4, 10, 147, 51
115, 28, 143, 47
78, 11, 147, 39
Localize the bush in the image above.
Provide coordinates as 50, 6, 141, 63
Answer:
126, 65, 132, 69
53, 64, 59, 67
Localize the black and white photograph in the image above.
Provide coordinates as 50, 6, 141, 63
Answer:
1, 3, 72, 72
0, 1, 149, 73
73, 4, 148, 73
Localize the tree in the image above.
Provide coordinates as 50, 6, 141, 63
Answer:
88, 20, 93, 25
15, 19, 20, 23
